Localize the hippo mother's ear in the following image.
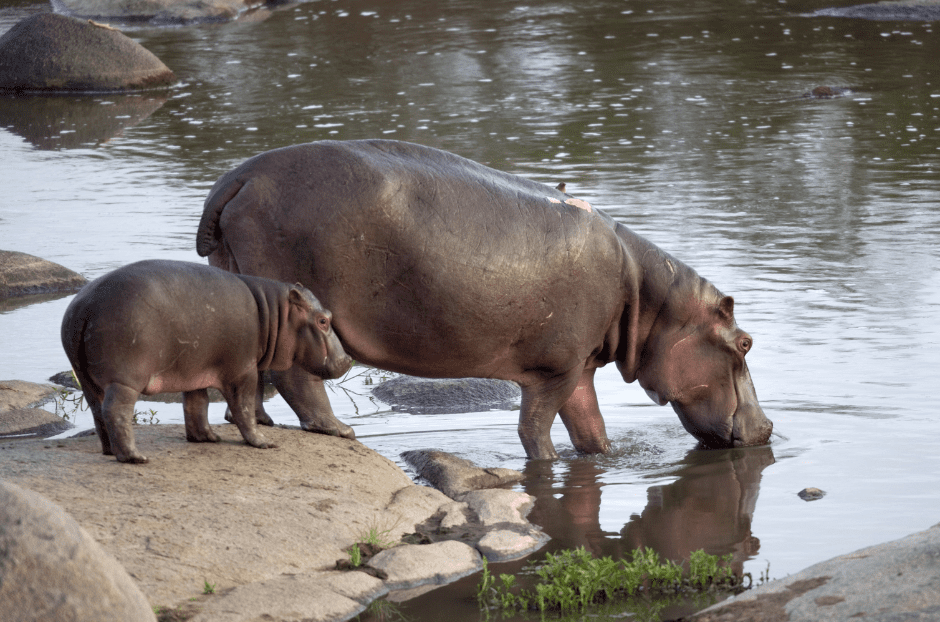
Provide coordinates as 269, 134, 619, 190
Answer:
718, 296, 734, 321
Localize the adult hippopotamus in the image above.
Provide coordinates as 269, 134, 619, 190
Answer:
196, 140, 772, 459
61, 260, 352, 463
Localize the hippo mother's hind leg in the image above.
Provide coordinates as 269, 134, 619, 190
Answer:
269, 367, 355, 439
558, 367, 611, 454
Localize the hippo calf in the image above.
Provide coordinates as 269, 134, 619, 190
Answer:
196, 139, 773, 459
61, 260, 352, 463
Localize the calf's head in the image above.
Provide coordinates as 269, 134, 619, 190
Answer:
637, 292, 772, 448
286, 287, 353, 379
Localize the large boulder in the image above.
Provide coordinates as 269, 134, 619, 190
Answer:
0, 480, 156, 622
52, 0, 264, 23
0, 13, 176, 93
0, 250, 86, 300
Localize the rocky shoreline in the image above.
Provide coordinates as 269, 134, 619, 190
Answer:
0, 418, 549, 621
3, 378, 940, 621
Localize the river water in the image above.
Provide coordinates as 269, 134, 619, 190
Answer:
2, 0, 939, 618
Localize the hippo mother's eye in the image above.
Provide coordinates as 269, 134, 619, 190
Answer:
739, 337, 752, 353
318, 317, 330, 329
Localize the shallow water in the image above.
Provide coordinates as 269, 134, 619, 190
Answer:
2, 0, 940, 617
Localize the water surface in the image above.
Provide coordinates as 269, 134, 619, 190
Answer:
2, 0, 940, 617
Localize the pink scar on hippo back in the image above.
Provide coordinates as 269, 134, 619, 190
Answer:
546, 196, 593, 213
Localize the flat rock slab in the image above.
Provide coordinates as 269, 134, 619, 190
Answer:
0, 424, 452, 614
366, 541, 483, 592
0, 13, 176, 92
188, 570, 388, 622
372, 376, 521, 414
692, 522, 940, 622
0, 250, 86, 299
402, 449, 523, 497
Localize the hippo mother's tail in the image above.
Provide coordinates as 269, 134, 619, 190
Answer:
196, 177, 246, 258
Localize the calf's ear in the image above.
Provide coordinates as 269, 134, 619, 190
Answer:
288, 287, 313, 311
718, 296, 734, 321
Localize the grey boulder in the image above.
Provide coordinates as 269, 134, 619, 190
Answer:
0, 13, 176, 92
693, 522, 940, 622
0, 480, 156, 622
0, 250, 86, 300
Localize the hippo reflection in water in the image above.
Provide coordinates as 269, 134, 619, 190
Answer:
196, 139, 773, 459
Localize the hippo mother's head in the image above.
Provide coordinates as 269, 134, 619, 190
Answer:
636, 284, 773, 449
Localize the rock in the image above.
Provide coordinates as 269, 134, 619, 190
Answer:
0, 480, 156, 622
0, 380, 72, 439
188, 570, 388, 622
401, 449, 524, 497
460, 489, 535, 526
0, 13, 176, 93
802, 86, 852, 99
372, 375, 521, 414
691, 522, 940, 622
385, 484, 454, 532
811, 1, 940, 21
477, 528, 551, 563
0, 425, 451, 609
52, 0, 263, 23
365, 541, 483, 592
0, 250, 86, 299
798, 487, 826, 501
439, 501, 470, 529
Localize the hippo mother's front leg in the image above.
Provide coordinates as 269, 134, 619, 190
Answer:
269, 367, 355, 439
558, 367, 611, 454
518, 369, 589, 460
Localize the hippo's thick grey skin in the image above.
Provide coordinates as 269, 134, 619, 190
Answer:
61, 260, 352, 463
196, 140, 772, 459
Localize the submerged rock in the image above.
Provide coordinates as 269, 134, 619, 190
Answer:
0, 13, 176, 93
372, 375, 521, 414
0, 250, 86, 300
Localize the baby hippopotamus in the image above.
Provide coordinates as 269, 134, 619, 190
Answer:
61, 260, 353, 463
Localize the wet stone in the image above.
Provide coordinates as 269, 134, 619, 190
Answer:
798, 487, 827, 501
402, 449, 523, 498
372, 376, 520, 414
